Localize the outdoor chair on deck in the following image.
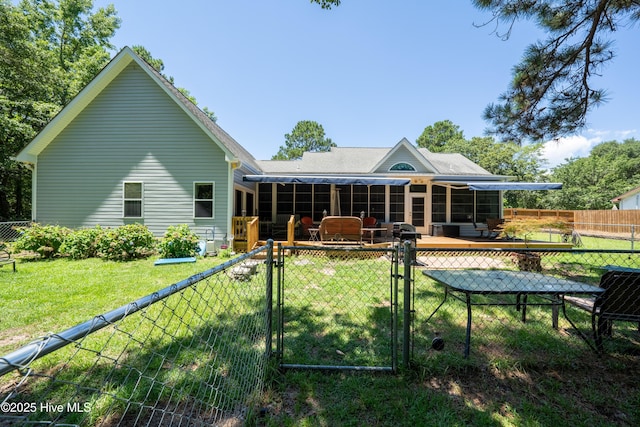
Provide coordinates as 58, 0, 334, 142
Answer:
561, 270, 640, 352
272, 214, 292, 238
300, 216, 314, 238
363, 217, 377, 227
472, 221, 489, 237
319, 216, 363, 244
486, 218, 504, 238
362, 217, 379, 242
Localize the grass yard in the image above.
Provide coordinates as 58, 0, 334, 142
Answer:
0, 256, 229, 354
258, 250, 640, 427
0, 254, 267, 425
1, 240, 639, 426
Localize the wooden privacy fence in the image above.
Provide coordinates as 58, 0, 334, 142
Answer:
504, 208, 640, 237
574, 210, 640, 235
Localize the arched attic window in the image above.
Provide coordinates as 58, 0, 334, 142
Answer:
389, 162, 416, 171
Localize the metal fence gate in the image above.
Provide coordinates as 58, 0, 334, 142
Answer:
275, 244, 402, 372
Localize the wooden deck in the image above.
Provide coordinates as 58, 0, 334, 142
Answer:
412, 236, 572, 249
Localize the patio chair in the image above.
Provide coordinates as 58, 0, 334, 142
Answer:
363, 217, 377, 227
486, 218, 504, 238
590, 270, 640, 351
272, 214, 292, 238
300, 216, 314, 237
0, 244, 16, 272
472, 221, 489, 237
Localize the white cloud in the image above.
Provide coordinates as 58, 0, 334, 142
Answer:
542, 135, 601, 169
541, 128, 639, 169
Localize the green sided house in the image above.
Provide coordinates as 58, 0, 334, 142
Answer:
14, 47, 261, 242
15, 46, 558, 247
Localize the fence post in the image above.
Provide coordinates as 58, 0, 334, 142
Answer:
265, 239, 274, 358
402, 240, 412, 370
392, 245, 399, 373
632, 225, 635, 252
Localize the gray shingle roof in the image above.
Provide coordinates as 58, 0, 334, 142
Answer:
257, 143, 492, 176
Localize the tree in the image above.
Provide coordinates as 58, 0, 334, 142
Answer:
309, 0, 341, 9
273, 120, 336, 160
416, 120, 465, 152
132, 45, 217, 122
474, 0, 639, 143
542, 138, 640, 210
0, 0, 120, 220
431, 133, 547, 208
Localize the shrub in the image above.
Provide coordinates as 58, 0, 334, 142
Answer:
60, 226, 103, 259
13, 223, 70, 258
158, 224, 200, 259
95, 224, 156, 261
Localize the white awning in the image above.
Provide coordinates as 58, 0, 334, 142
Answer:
466, 182, 563, 191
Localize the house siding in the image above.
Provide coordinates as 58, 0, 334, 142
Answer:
35, 63, 230, 237
620, 194, 640, 210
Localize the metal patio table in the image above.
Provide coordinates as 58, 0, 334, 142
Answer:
422, 269, 604, 357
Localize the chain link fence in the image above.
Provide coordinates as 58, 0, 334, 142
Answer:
1, 240, 639, 425
412, 248, 640, 364
0, 243, 273, 426
0, 221, 30, 242
275, 245, 400, 372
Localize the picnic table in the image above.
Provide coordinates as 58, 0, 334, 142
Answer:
422, 269, 604, 357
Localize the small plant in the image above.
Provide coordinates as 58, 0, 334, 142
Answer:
158, 224, 200, 258
60, 225, 103, 259
13, 223, 70, 258
500, 218, 570, 242
95, 224, 156, 261
218, 248, 232, 259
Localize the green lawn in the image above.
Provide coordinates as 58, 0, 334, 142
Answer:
0, 256, 227, 353
257, 250, 640, 427
1, 243, 639, 427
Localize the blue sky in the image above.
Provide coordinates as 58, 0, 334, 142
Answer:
94, 0, 638, 167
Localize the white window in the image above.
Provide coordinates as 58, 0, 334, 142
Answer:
194, 182, 214, 218
389, 162, 416, 171
123, 182, 143, 218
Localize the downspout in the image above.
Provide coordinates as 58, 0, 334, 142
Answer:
23, 162, 37, 221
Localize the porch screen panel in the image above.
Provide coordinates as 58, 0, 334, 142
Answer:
352, 186, 368, 217
369, 185, 385, 220
389, 186, 404, 223
295, 184, 312, 218
451, 188, 473, 222
335, 185, 351, 218
246, 192, 254, 216
276, 184, 294, 214
235, 189, 243, 216
314, 184, 331, 220
431, 185, 446, 222
476, 191, 500, 222
258, 183, 272, 220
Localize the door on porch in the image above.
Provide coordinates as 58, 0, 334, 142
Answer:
407, 185, 428, 234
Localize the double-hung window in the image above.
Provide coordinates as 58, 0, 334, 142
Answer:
123, 182, 143, 218
194, 182, 214, 218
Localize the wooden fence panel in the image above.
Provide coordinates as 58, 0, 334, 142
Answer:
504, 208, 640, 238
574, 210, 640, 235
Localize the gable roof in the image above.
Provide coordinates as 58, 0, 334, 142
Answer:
256, 138, 493, 177
15, 46, 260, 173
611, 185, 640, 203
